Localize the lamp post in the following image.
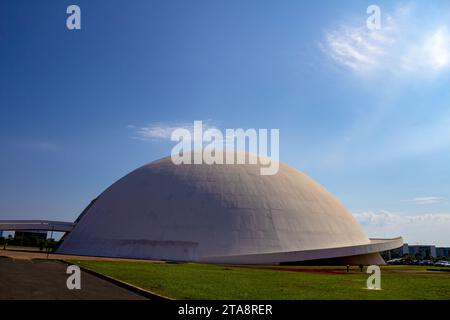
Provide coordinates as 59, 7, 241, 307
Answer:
46, 226, 54, 260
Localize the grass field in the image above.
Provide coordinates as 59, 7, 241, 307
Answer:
68, 260, 450, 300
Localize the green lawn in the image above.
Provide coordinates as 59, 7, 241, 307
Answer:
68, 260, 450, 300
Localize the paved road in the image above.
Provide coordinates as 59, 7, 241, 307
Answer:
0, 247, 163, 263
0, 257, 147, 300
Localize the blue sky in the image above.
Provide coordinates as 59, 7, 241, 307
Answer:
1, 0, 450, 245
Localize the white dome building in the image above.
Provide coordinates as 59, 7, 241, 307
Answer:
57, 154, 402, 264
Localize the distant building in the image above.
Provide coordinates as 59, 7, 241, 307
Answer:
407, 245, 436, 259
385, 243, 450, 259
385, 243, 409, 259
436, 247, 450, 258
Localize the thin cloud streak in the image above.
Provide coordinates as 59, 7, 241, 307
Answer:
402, 197, 446, 205
130, 120, 219, 142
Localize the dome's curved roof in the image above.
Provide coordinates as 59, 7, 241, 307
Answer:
57, 154, 399, 263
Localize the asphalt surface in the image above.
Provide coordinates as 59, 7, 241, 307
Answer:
0, 257, 147, 300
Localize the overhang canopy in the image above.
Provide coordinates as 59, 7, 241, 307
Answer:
0, 220, 75, 233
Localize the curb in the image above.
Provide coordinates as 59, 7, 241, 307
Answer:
59, 259, 172, 300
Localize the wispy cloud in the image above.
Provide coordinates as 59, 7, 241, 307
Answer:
402, 197, 446, 205
353, 210, 450, 246
323, 19, 396, 72
402, 27, 450, 72
314, 9, 450, 170
30, 141, 58, 151
322, 4, 450, 76
129, 120, 219, 141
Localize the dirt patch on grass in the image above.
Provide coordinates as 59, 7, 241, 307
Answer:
233, 265, 349, 275
266, 267, 342, 274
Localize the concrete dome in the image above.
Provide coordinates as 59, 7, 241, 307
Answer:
57, 154, 402, 264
